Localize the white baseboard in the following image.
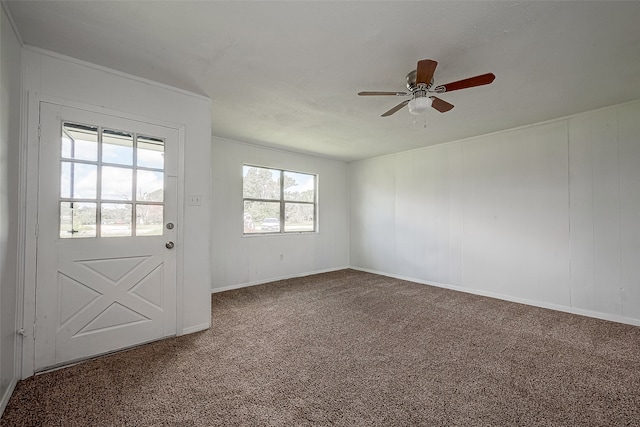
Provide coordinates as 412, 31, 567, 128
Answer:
211, 265, 640, 327
211, 266, 350, 294
0, 378, 17, 418
350, 267, 640, 327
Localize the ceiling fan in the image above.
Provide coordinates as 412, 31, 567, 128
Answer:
358, 59, 495, 117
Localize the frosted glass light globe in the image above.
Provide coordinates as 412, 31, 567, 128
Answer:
408, 97, 433, 115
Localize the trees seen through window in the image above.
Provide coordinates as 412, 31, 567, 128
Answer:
242, 165, 316, 234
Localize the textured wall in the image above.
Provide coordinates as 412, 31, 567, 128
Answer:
0, 3, 22, 414
211, 137, 350, 291
350, 100, 640, 325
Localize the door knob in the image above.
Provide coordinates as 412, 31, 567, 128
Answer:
165, 241, 175, 249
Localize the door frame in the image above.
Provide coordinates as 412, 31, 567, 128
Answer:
19, 93, 186, 378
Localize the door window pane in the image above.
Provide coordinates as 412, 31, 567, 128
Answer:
101, 203, 132, 237
101, 166, 132, 201
60, 202, 97, 238
59, 121, 167, 239
137, 170, 164, 202
102, 129, 133, 166
62, 123, 98, 161
137, 136, 165, 169
61, 162, 97, 199
136, 205, 163, 236
285, 203, 315, 232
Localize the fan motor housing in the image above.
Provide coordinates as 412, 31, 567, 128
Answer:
406, 70, 433, 92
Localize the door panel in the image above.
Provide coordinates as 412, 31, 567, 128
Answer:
35, 103, 178, 371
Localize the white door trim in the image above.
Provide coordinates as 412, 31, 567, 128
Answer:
19, 92, 186, 378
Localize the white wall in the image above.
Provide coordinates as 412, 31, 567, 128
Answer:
211, 137, 349, 291
350, 100, 640, 326
19, 48, 212, 377
0, 2, 22, 413
569, 104, 640, 320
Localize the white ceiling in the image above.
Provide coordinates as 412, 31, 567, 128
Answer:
6, 1, 640, 162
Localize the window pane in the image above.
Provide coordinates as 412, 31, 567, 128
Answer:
101, 203, 132, 237
62, 123, 98, 161
101, 166, 132, 200
60, 202, 96, 238
243, 201, 280, 233
102, 129, 133, 166
58, 121, 168, 240
137, 170, 164, 202
285, 203, 315, 232
61, 162, 97, 199
136, 205, 163, 236
284, 171, 315, 202
243, 166, 280, 200
137, 136, 165, 169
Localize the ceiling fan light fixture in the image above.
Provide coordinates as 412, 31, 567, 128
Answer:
407, 97, 432, 115
358, 58, 495, 117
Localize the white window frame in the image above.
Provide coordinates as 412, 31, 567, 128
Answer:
242, 164, 317, 235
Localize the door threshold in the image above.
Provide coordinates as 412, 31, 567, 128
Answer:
35, 335, 175, 376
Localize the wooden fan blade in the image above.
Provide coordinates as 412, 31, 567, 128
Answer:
381, 100, 410, 117
436, 73, 495, 93
358, 91, 408, 96
430, 96, 454, 113
416, 59, 438, 85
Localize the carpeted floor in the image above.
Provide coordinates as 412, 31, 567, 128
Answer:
2, 269, 640, 426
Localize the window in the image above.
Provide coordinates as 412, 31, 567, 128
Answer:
243, 165, 317, 234
59, 122, 165, 238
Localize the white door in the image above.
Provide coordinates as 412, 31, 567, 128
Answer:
35, 102, 178, 371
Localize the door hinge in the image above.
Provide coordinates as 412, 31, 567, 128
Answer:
33, 324, 36, 339
38, 124, 41, 139
35, 223, 39, 237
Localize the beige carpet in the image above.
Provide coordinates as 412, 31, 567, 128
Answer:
2, 269, 640, 426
